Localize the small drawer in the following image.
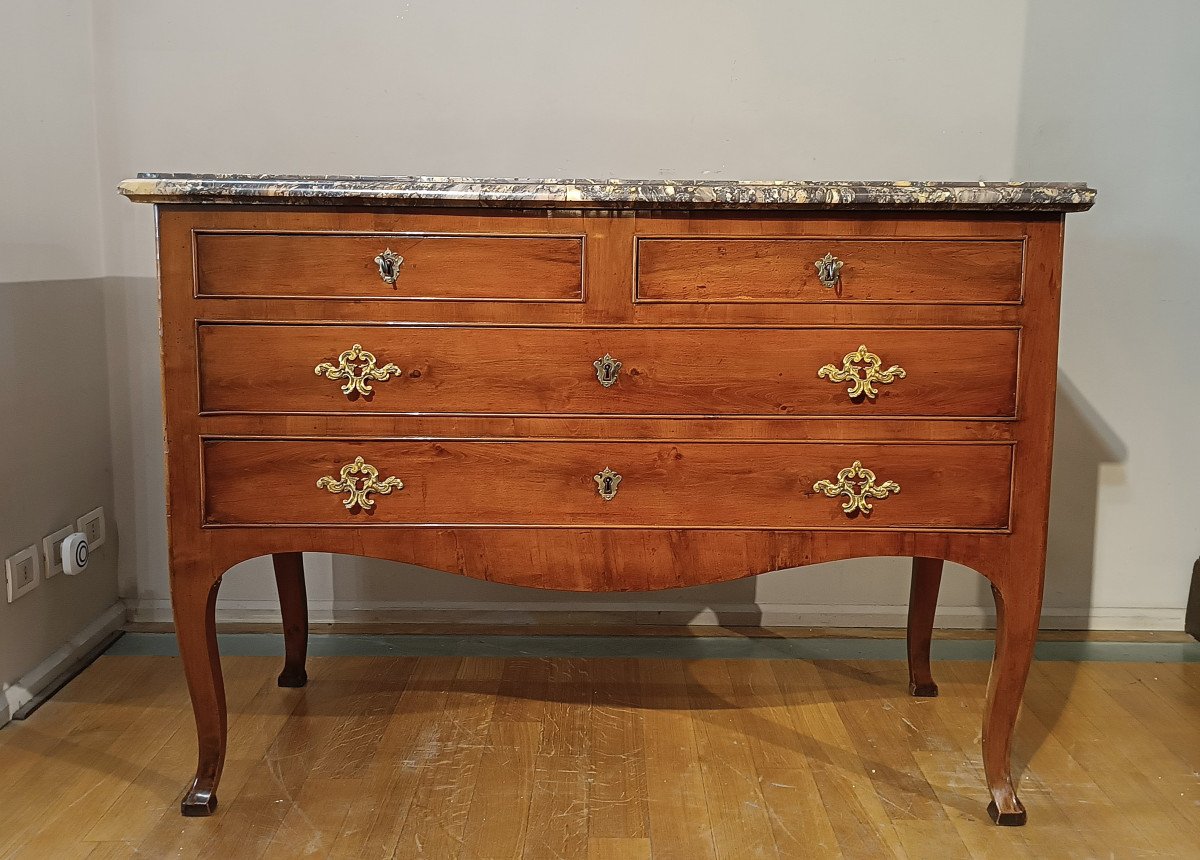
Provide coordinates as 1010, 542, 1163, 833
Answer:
636, 237, 1024, 304
197, 324, 1019, 419
193, 231, 584, 301
202, 439, 1013, 531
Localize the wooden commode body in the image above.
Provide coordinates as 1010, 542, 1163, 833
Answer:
119, 174, 1095, 825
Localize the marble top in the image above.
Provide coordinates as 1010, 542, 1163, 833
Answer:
118, 173, 1095, 211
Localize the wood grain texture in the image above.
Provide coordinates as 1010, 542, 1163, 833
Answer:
636, 237, 1024, 304
198, 324, 1019, 418
907, 556, 944, 697
3, 654, 1195, 859
195, 231, 584, 301
149, 202, 1068, 823
201, 438, 1013, 531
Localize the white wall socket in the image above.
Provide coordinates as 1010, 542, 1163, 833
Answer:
77, 507, 106, 549
6, 545, 41, 602
42, 525, 74, 578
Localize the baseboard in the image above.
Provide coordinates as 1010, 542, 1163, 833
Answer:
0, 602, 127, 728
126, 598, 1186, 632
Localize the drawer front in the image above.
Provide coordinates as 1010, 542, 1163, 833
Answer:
194, 232, 584, 301
202, 439, 1013, 530
198, 325, 1018, 418
636, 238, 1024, 304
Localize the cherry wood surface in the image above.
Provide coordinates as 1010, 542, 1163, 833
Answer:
201, 438, 1014, 530
197, 323, 1020, 418
636, 236, 1024, 304
195, 231, 584, 301
151, 203, 1067, 826
907, 556, 945, 697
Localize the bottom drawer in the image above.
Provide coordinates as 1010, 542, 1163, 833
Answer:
202, 439, 1013, 531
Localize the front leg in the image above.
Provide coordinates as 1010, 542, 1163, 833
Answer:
272, 552, 309, 688
171, 563, 227, 816
906, 557, 943, 697
982, 576, 1042, 825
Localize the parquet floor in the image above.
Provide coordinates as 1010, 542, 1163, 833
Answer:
0, 652, 1197, 858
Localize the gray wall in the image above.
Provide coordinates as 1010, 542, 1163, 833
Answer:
1014, 0, 1200, 626
1, 3, 120, 702
94, 1, 1044, 628
11, 1, 1195, 632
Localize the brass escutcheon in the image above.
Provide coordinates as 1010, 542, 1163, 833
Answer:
594, 467, 622, 500
817, 345, 906, 400
594, 354, 622, 388
814, 252, 843, 289
813, 460, 899, 515
314, 344, 402, 397
375, 248, 404, 284
317, 456, 404, 511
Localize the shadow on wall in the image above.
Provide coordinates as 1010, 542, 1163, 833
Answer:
1039, 371, 1126, 626
971, 372, 1126, 627
333, 371, 1125, 634
329, 553, 762, 629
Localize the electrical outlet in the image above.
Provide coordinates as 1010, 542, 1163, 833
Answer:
6, 545, 41, 602
42, 525, 74, 578
77, 507, 106, 549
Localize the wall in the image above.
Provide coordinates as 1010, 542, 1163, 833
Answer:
0, 2, 122, 721
1014, 0, 1200, 626
86, 1, 1195, 629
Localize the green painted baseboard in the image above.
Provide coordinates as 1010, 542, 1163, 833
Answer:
105, 632, 1200, 663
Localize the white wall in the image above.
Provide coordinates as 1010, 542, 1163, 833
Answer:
1014, 0, 1200, 626
80, 1, 1196, 628
0, 2, 121, 718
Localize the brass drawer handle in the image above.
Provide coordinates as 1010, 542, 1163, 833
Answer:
814, 460, 899, 515
594, 467, 622, 500
317, 457, 403, 510
315, 344, 402, 397
594, 354, 622, 388
818, 345, 906, 399
375, 248, 404, 284
814, 252, 843, 289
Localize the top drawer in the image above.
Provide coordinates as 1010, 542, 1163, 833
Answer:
194, 231, 584, 301
636, 238, 1024, 304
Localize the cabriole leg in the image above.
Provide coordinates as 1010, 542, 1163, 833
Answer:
272, 552, 309, 688
982, 578, 1041, 826
172, 564, 226, 816
907, 556, 943, 697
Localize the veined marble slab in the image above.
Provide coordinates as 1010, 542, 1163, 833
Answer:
118, 173, 1095, 211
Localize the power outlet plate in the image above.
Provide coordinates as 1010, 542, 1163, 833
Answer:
77, 507, 106, 550
6, 545, 41, 602
42, 525, 74, 578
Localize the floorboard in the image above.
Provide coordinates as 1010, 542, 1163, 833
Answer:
1, 649, 1197, 859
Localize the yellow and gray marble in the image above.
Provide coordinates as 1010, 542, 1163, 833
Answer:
119, 173, 1095, 211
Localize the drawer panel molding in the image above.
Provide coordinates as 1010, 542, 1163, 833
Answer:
636, 237, 1025, 304
198, 324, 1020, 419
201, 438, 1013, 531
194, 231, 585, 301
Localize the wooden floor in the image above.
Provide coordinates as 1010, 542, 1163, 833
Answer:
0, 654, 1197, 859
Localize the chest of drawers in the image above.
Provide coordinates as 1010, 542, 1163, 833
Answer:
120, 174, 1094, 825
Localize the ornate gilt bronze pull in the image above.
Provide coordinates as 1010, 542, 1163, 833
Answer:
818, 345, 906, 399
594, 467, 622, 500
317, 456, 403, 510
813, 460, 899, 515
314, 344, 402, 397
594, 354, 622, 388
814, 252, 843, 289
375, 248, 404, 284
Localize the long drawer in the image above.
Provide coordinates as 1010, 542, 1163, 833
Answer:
636, 237, 1024, 304
201, 439, 1013, 530
194, 231, 584, 301
197, 324, 1019, 418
